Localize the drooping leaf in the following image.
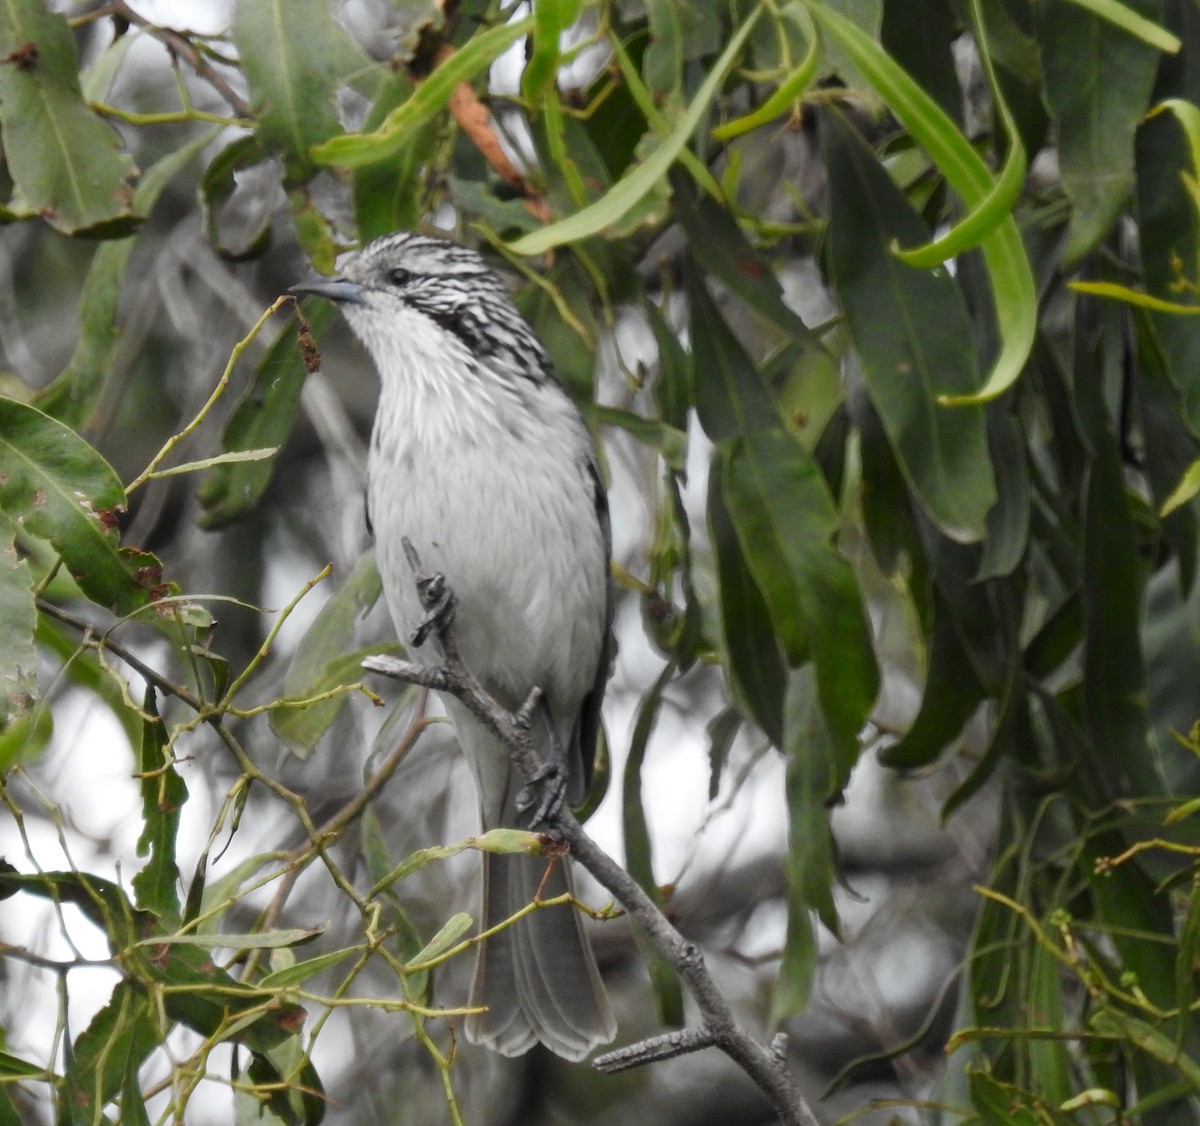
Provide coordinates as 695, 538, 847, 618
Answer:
231, 0, 341, 185
0, 398, 172, 619
312, 16, 536, 168
1039, 0, 1162, 262
36, 130, 219, 427
132, 687, 186, 924
507, 8, 762, 255
707, 465, 787, 749
63, 980, 159, 1126
196, 301, 334, 528
353, 75, 436, 241
720, 429, 879, 787
821, 105, 996, 542
271, 551, 396, 757
771, 667, 841, 1022
804, 0, 1037, 404
0, 0, 139, 235
0, 510, 36, 730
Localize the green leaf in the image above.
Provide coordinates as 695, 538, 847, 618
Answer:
132, 688, 186, 923
803, 0, 1036, 404
0, 865, 138, 945
1039, 0, 1162, 262
673, 172, 820, 348
407, 913, 474, 967
1081, 440, 1159, 800
507, 8, 762, 255
231, 0, 341, 185
35, 129, 219, 428
975, 409, 1030, 580
0, 0, 139, 235
1135, 100, 1200, 433
353, 75, 436, 241
706, 442, 787, 749
721, 429, 879, 785
879, 593, 986, 768
0, 510, 36, 730
1062, 0, 1181, 51
685, 259, 781, 444
196, 301, 334, 528
135, 927, 324, 951
63, 980, 159, 1126
0, 398, 170, 618
771, 667, 841, 1022
312, 16, 535, 167
369, 829, 543, 894
595, 406, 686, 471
271, 551, 391, 758
522, 0, 580, 103
712, 8, 819, 141
258, 947, 361, 990
821, 105, 996, 542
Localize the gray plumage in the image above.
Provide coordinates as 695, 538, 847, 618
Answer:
291, 231, 616, 1060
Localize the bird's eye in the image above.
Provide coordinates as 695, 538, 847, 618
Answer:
386, 266, 412, 287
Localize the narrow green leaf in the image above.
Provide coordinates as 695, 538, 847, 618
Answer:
0, 0, 139, 235
258, 947, 361, 990
353, 75, 436, 241
369, 830, 543, 894
197, 301, 334, 528
1040, 0, 1161, 261
711, 10, 818, 141
1135, 98, 1200, 433
407, 913, 474, 967
312, 17, 535, 167
975, 410, 1030, 579
1062, 0, 1181, 50
707, 450, 787, 749
771, 668, 841, 1022
622, 660, 675, 903
0, 398, 170, 618
1161, 459, 1200, 516
63, 980, 158, 1126
0, 511, 36, 730
135, 927, 324, 951
821, 106, 996, 542
36, 130, 219, 427
231, 0, 341, 184
271, 551, 389, 757
595, 406, 686, 471
893, 0, 1027, 268
1081, 444, 1159, 799
684, 258, 781, 444
674, 172, 820, 347
0, 1050, 47, 1078
0, 865, 137, 945
804, 0, 1037, 404
1090, 1010, 1200, 1091
721, 430, 879, 785
522, 0, 581, 103
132, 688, 185, 923
507, 9, 762, 255
879, 595, 986, 768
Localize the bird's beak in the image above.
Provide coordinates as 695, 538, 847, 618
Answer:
288, 276, 364, 304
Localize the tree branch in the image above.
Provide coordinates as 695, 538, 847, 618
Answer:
361, 558, 819, 1126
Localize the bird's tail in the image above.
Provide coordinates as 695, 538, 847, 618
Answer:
464, 822, 616, 1060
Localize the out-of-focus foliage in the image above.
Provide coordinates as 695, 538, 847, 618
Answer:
0, 0, 1199, 1122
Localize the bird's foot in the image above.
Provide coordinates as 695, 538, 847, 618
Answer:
516, 758, 568, 828
401, 536, 457, 647
410, 570, 457, 647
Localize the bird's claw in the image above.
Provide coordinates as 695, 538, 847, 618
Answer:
410, 571, 457, 647
516, 759, 567, 828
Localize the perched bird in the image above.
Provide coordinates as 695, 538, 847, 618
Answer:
291, 232, 616, 1060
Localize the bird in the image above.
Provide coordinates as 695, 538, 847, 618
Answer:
290, 231, 617, 1061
